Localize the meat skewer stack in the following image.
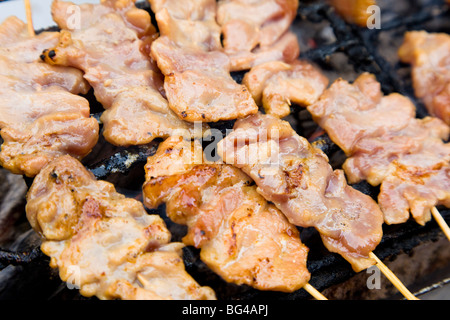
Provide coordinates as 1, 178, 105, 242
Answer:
1, 1, 216, 301
148, 0, 259, 123
398, 30, 450, 126
0, 15, 99, 177
216, 112, 419, 300
398, 29, 450, 240
18, 0, 331, 300
26, 155, 216, 300
8, 0, 333, 301
307, 73, 450, 239
142, 135, 326, 299
41, 0, 207, 147
0, 0, 445, 300
240, 49, 450, 241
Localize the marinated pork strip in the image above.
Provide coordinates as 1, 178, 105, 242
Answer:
378, 159, 450, 226
216, 0, 300, 72
143, 136, 311, 291
148, 0, 222, 51
329, 0, 377, 27
26, 155, 216, 300
150, 37, 258, 123
242, 60, 329, 118
348, 127, 450, 225
342, 117, 450, 186
398, 31, 450, 125
41, 0, 205, 146
308, 73, 416, 156
149, 0, 258, 123
217, 113, 384, 272
308, 73, 450, 225
0, 16, 98, 177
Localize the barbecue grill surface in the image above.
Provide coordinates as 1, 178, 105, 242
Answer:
0, 0, 449, 300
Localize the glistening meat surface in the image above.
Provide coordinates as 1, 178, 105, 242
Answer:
242, 60, 329, 118
216, 0, 300, 71
217, 113, 384, 272
308, 73, 450, 225
143, 136, 311, 291
149, 0, 258, 122
398, 30, 450, 125
26, 155, 216, 300
307, 73, 416, 155
0, 16, 98, 177
41, 0, 205, 146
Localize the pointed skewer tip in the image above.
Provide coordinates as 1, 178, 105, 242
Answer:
303, 283, 328, 300
369, 252, 419, 300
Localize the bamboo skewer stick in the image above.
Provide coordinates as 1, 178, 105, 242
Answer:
431, 207, 450, 241
303, 283, 328, 300
24, 0, 35, 37
369, 252, 419, 300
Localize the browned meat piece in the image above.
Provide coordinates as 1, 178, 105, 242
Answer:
151, 37, 257, 122
26, 155, 216, 300
308, 73, 416, 155
41, 0, 205, 146
217, 0, 298, 48
149, 0, 258, 122
0, 88, 99, 177
143, 136, 311, 291
217, 0, 300, 71
242, 60, 329, 118
343, 117, 450, 186
329, 0, 377, 27
308, 73, 450, 226
398, 31, 450, 125
0, 16, 89, 96
0, 17, 98, 177
379, 159, 450, 226
149, 0, 221, 51
217, 113, 384, 272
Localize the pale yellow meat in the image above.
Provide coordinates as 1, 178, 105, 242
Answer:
149, 0, 258, 122
26, 155, 216, 300
41, 0, 205, 146
0, 16, 98, 177
243, 60, 329, 118
217, 0, 300, 71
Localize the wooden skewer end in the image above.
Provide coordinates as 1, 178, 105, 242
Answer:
369, 252, 419, 300
24, 0, 35, 37
431, 206, 450, 241
303, 283, 328, 300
